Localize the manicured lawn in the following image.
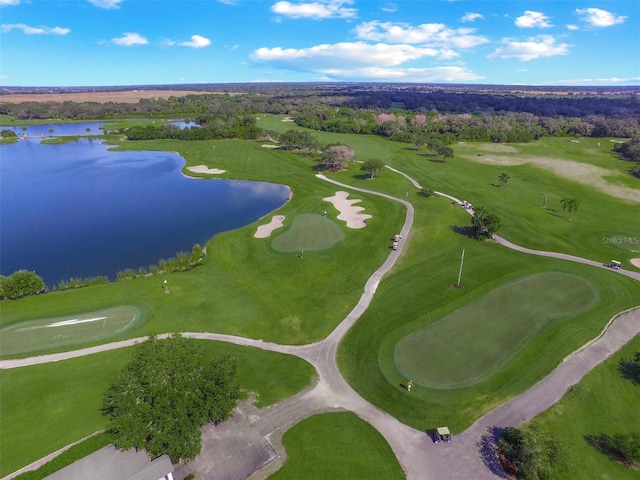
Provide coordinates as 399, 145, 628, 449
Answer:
269, 412, 405, 480
338, 187, 639, 433
0, 306, 140, 356
271, 213, 344, 252
525, 334, 640, 479
394, 272, 598, 388
0, 341, 315, 477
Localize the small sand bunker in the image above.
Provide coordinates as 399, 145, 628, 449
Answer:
323, 191, 372, 229
631, 259, 640, 269
261, 144, 279, 148
281, 116, 295, 122
187, 165, 226, 175
255, 215, 286, 238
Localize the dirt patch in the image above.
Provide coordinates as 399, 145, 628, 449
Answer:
0, 90, 217, 104
187, 165, 226, 175
281, 116, 295, 122
323, 191, 371, 228
469, 154, 640, 203
631, 259, 640, 269
255, 215, 285, 238
475, 143, 519, 153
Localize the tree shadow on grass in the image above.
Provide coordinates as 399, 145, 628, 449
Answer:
478, 426, 509, 479
618, 353, 640, 385
450, 225, 475, 238
584, 434, 639, 469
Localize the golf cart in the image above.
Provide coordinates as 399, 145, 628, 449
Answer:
434, 426, 452, 443
605, 260, 621, 270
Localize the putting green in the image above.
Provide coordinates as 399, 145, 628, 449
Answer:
394, 273, 598, 389
272, 213, 344, 252
0, 306, 140, 356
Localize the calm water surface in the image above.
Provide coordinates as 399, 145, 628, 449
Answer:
1, 137, 289, 285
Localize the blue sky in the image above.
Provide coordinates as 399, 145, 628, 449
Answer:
1, 0, 638, 86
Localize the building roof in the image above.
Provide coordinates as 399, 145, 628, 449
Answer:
44, 445, 173, 480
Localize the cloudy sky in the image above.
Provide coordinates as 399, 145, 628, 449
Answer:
1, 0, 638, 86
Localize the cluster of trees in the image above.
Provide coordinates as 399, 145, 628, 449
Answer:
0, 270, 45, 300
614, 136, 640, 177
498, 426, 566, 479
125, 115, 261, 141
103, 335, 239, 461
116, 244, 205, 281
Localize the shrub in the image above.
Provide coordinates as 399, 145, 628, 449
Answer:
0, 270, 45, 299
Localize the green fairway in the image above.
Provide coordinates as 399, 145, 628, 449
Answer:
271, 213, 344, 252
0, 340, 315, 477
269, 412, 405, 480
394, 273, 597, 388
0, 306, 140, 356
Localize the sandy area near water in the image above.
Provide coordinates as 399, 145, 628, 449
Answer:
323, 191, 372, 229
187, 165, 226, 175
255, 215, 286, 238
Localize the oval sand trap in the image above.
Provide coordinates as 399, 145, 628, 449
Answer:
187, 165, 226, 175
255, 215, 286, 238
0, 306, 140, 356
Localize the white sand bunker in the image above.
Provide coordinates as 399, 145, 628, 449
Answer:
187, 165, 226, 175
631, 259, 640, 269
255, 215, 286, 238
323, 191, 372, 229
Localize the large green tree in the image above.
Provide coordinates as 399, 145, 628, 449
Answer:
471, 207, 501, 239
103, 335, 239, 461
361, 159, 385, 178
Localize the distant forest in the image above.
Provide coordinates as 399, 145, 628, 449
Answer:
2, 83, 639, 167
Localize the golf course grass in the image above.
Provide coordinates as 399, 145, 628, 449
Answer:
271, 213, 344, 252
2, 116, 638, 477
0, 340, 315, 478
394, 272, 598, 388
0, 306, 140, 356
269, 412, 405, 480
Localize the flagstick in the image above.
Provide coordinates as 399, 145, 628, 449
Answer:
456, 248, 465, 288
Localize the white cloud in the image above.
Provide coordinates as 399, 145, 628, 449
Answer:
1, 23, 70, 35
218, 0, 239, 4
575, 8, 626, 27
179, 35, 211, 48
488, 35, 570, 61
461, 12, 483, 23
321, 66, 483, 82
271, 0, 357, 20
515, 11, 552, 28
354, 21, 488, 49
111, 32, 148, 46
88, 0, 122, 9
566, 24, 579, 31
0, 0, 21, 7
381, 3, 397, 13
251, 42, 449, 71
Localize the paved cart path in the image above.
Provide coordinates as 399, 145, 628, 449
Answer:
3, 171, 639, 480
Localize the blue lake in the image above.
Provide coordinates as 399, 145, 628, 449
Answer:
0, 136, 289, 286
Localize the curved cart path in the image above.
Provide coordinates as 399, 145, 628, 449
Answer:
3, 172, 639, 480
